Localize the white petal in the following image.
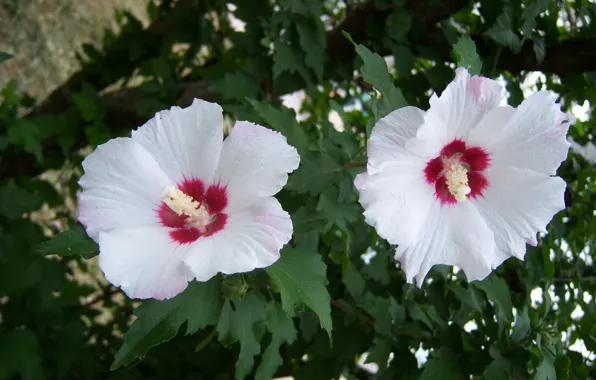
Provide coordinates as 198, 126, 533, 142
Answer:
471, 166, 566, 263
98, 227, 192, 300
131, 98, 223, 184
395, 201, 496, 287
367, 106, 425, 173
468, 91, 571, 175
213, 121, 300, 212
183, 197, 292, 280
355, 157, 433, 247
416, 68, 503, 148
78, 138, 171, 242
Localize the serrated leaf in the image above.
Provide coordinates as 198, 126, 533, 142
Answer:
316, 187, 360, 230
247, 98, 308, 153
474, 276, 514, 323
112, 280, 222, 369
453, 35, 482, 75
535, 357, 556, 380
419, 347, 466, 380
343, 31, 406, 117
484, 9, 521, 53
296, 18, 325, 80
255, 302, 297, 380
0, 329, 44, 380
213, 69, 260, 100
216, 293, 267, 380
265, 248, 332, 337
287, 153, 343, 195
0, 180, 43, 219
37, 226, 99, 259
7, 119, 44, 162
272, 42, 308, 81
510, 307, 531, 342
451, 285, 484, 313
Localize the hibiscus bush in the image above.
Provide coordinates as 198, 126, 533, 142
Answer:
2, 0, 596, 379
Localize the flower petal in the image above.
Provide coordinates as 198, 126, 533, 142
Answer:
367, 106, 425, 173
183, 197, 292, 280
98, 227, 192, 300
213, 121, 300, 212
78, 138, 171, 242
395, 201, 496, 287
416, 68, 503, 150
355, 157, 433, 247
468, 91, 571, 175
471, 166, 566, 262
131, 98, 224, 184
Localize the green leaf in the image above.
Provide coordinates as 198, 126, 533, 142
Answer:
0, 180, 43, 219
343, 31, 406, 117
272, 42, 309, 81
286, 0, 320, 15
453, 35, 483, 75
216, 293, 267, 380
247, 99, 308, 153
0, 329, 44, 380
535, 357, 556, 380
483, 346, 512, 380
296, 18, 325, 80
255, 301, 298, 380
419, 347, 466, 380
533, 36, 546, 66
392, 45, 415, 76
37, 226, 99, 259
287, 153, 343, 195
316, 187, 360, 230
510, 307, 531, 342
213, 69, 260, 101
0, 51, 12, 64
112, 279, 222, 369
265, 247, 332, 337
7, 119, 44, 162
473, 275, 514, 323
484, 9, 521, 53
386, 9, 412, 42
451, 285, 484, 313
366, 338, 392, 371
343, 263, 366, 300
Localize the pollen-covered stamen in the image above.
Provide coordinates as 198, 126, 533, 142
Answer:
162, 186, 213, 229
443, 158, 471, 202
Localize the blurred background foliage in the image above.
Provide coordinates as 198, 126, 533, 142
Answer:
1, 0, 596, 379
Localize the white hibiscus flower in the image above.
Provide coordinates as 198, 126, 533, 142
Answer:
355, 68, 571, 286
78, 99, 300, 300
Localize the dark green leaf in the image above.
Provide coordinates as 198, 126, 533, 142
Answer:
112, 280, 222, 369
0, 180, 43, 219
37, 226, 99, 259
255, 301, 297, 380
419, 347, 466, 380
216, 293, 267, 380
287, 153, 343, 195
510, 307, 531, 342
266, 247, 332, 337
296, 18, 325, 80
0, 51, 12, 64
247, 99, 308, 153
474, 276, 514, 323
0, 329, 44, 380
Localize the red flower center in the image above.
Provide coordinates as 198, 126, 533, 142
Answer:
423, 139, 490, 205
157, 178, 228, 244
